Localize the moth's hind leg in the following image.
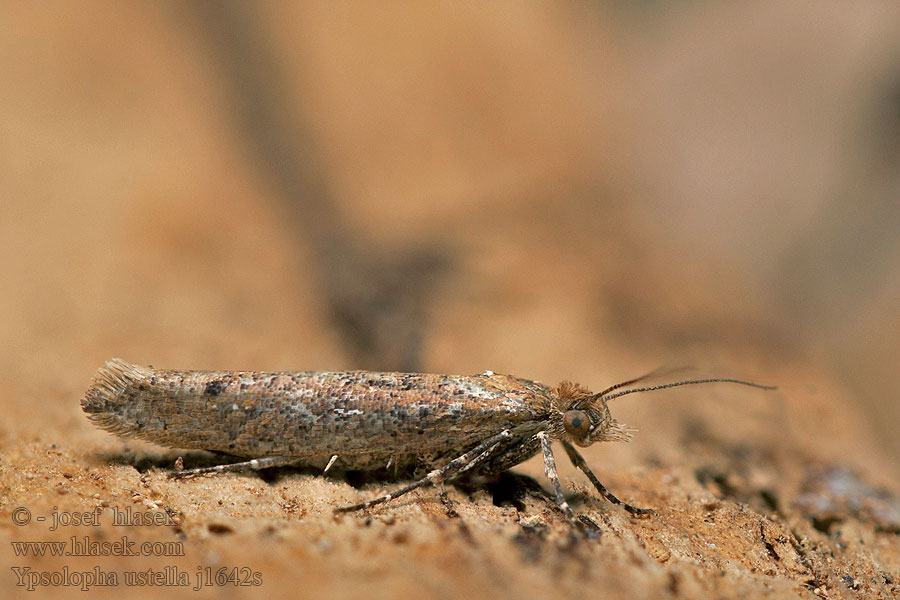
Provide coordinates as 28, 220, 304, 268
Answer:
335, 430, 512, 513
167, 455, 304, 479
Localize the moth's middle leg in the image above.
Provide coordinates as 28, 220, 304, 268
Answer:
334, 429, 512, 513
537, 431, 578, 523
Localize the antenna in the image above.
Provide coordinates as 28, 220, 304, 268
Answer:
599, 378, 776, 402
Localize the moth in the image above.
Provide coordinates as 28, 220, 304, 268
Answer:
82, 359, 773, 520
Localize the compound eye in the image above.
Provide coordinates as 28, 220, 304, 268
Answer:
563, 410, 591, 439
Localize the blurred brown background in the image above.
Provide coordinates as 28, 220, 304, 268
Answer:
3, 1, 898, 459
3, 3, 900, 598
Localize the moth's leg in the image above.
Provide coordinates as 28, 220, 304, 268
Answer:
167, 455, 302, 479
335, 430, 511, 513
561, 441, 652, 516
453, 435, 517, 478
322, 455, 339, 474
474, 434, 541, 475
537, 432, 576, 522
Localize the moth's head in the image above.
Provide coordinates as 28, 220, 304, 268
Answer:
551, 373, 775, 447
552, 381, 633, 447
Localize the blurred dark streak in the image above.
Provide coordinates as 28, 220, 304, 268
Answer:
177, 3, 449, 371
777, 64, 900, 327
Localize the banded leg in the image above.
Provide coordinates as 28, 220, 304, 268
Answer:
537, 432, 576, 523
455, 433, 517, 478
561, 441, 652, 516
335, 430, 512, 513
168, 455, 303, 479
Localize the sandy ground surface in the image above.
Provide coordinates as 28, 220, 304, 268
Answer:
2, 3, 900, 599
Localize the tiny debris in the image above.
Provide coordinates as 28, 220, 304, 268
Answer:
207, 523, 234, 535
841, 575, 859, 590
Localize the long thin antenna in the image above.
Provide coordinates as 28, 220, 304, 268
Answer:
594, 368, 665, 398
600, 378, 776, 402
